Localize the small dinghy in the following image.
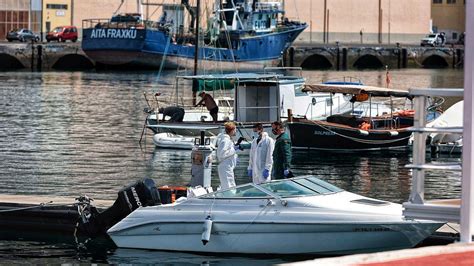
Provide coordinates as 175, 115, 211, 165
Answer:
153, 133, 216, 150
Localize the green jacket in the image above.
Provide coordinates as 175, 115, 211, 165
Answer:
272, 131, 292, 179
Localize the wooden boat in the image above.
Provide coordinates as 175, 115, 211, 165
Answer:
287, 84, 418, 151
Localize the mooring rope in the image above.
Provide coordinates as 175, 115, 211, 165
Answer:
308, 120, 412, 145
0, 201, 75, 213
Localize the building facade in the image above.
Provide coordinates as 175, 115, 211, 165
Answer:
0, 0, 41, 39
284, 0, 432, 44
43, 0, 72, 33
431, 0, 465, 43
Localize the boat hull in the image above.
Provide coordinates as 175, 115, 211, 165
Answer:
108, 221, 441, 255
287, 121, 412, 151
86, 50, 280, 70
82, 26, 306, 70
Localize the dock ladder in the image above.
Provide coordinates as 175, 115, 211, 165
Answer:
403, 88, 464, 227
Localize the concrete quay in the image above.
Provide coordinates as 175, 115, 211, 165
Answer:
0, 42, 93, 71
0, 41, 465, 71
285, 43, 465, 70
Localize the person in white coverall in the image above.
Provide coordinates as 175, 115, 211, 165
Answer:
248, 123, 275, 184
216, 122, 239, 189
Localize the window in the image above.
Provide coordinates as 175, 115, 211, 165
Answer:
447, 0, 456, 3
432, 0, 442, 3
46, 4, 68, 10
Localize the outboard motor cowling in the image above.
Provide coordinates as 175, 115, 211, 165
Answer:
77, 178, 161, 237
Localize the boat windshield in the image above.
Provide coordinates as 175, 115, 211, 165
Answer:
259, 177, 343, 198
201, 184, 270, 199
200, 176, 343, 199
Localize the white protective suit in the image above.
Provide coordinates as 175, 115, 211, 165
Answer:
216, 133, 237, 189
248, 132, 275, 184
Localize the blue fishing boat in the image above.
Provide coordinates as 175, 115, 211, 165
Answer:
81, 0, 306, 70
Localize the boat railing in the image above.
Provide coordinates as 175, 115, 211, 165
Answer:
321, 76, 363, 85
369, 116, 400, 129
403, 88, 463, 222
82, 18, 153, 30
304, 94, 342, 119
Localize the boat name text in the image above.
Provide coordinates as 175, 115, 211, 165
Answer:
90, 29, 137, 39
313, 130, 336, 136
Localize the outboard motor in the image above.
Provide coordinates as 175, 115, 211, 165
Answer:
77, 178, 161, 237
190, 131, 213, 188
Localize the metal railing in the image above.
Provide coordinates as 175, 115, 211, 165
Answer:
82, 18, 150, 30
403, 88, 463, 223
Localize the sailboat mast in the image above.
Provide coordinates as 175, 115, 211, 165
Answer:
192, 0, 201, 105
193, 0, 201, 75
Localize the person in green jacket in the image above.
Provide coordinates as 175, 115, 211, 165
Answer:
271, 121, 292, 179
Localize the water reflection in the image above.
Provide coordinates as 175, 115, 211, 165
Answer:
290, 149, 414, 202
108, 248, 296, 265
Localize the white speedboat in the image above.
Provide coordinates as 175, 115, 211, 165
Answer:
107, 176, 443, 255
152, 133, 216, 150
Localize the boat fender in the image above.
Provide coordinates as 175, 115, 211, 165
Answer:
389, 131, 399, 136
201, 216, 213, 245
358, 129, 369, 136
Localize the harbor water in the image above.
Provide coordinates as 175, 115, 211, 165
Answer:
0, 69, 463, 264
